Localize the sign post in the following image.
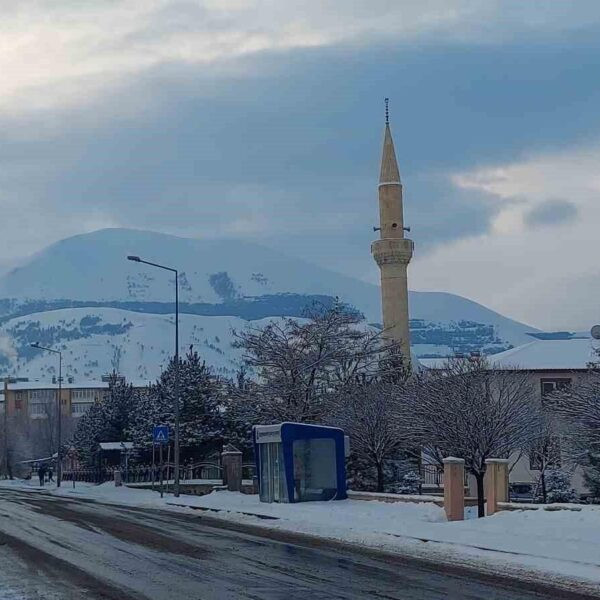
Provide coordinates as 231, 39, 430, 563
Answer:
153, 426, 169, 498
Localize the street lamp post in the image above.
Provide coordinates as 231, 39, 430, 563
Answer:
128, 255, 180, 497
30, 343, 62, 487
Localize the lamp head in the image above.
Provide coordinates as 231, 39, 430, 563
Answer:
127, 255, 141, 262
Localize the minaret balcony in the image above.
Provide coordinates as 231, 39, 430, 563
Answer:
371, 238, 414, 266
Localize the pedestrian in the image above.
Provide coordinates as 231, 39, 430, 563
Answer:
38, 465, 45, 487
47, 467, 54, 482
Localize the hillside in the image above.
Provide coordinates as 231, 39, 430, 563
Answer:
0, 228, 541, 379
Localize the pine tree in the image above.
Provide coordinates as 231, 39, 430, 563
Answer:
128, 348, 231, 458
71, 374, 140, 466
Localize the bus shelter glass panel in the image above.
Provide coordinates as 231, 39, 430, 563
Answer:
259, 442, 287, 503
292, 438, 337, 501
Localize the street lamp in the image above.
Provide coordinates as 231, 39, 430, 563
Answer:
30, 342, 62, 488
127, 255, 181, 497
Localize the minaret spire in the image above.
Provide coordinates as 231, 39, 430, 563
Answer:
371, 98, 414, 366
379, 99, 401, 185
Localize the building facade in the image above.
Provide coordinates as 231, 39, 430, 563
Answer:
1, 378, 147, 420
421, 337, 599, 496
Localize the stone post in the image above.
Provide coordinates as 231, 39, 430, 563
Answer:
484, 459, 509, 516
443, 457, 465, 521
221, 444, 242, 492
114, 470, 122, 487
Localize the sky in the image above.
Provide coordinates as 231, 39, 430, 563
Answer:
1, 1, 600, 331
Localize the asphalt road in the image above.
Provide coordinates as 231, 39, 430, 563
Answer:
0, 488, 595, 600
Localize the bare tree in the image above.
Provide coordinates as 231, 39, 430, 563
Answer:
550, 370, 600, 493
526, 412, 562, 503
404, 358, 539, 517
329, 380, 411, 492
232, 301, 407, 424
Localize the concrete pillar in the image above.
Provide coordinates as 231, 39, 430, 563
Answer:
443, 457, 465, 521
114, 470, 122, 487
485, 459, 510, 516
221, 444, 242, 492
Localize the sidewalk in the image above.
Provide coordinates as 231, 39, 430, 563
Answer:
2, 479, 600, 594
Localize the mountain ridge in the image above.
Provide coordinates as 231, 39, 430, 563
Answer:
0, 228, 543, 380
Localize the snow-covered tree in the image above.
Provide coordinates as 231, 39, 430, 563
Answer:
549, 364, 600, 496
404, 358, 539, 517
535, 469, 577, 503
526, 413, 562, 504
551, 369, 600, 444
584, 452, 600, 500
392, 471, 422, 495
232, 300, 408, 425
128, 348, 236, 458
72, 374, 140, 466
329, 379, 412, 492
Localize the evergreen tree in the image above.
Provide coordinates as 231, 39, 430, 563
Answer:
584, 453, 600, 499
128, 348, 230, 458
535, 469, 577, 503
71, 374, 140, 466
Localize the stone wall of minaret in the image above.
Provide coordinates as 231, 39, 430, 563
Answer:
371, 119, 413, 363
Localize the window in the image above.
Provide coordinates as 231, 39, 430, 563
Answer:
29, 403, 50, 417
292, 438, 337, 502
30, 389, 56, 401
540, 378, 571, 397
72, 389, 100, 401
71, 403, 92, 417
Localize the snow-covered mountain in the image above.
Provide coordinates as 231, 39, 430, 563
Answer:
0, 228, 541, 380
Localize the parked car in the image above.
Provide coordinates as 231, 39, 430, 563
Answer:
509, 482, 534, 503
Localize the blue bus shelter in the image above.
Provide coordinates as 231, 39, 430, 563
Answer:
253, 422, 347, 503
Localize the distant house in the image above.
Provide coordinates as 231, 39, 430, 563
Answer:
420, 338, 600, 497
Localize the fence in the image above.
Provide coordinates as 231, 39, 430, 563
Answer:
420, 463, 469, 488
62, 461, 257, 485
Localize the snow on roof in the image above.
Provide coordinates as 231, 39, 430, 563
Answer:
0, 379, 151, 394
417, 357, 448, 370
99, 442, 134, 450
2, 380, 109, 391
489, 338, 598, 370
418, 338, 599, 371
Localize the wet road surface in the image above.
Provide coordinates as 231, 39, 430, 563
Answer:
0, 488, 596, 599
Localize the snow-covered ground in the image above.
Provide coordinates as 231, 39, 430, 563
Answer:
2, 479, 600, 592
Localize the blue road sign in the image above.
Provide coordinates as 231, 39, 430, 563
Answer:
153, 425, 169, 444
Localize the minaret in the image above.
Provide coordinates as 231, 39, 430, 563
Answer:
371, 99, 414, 363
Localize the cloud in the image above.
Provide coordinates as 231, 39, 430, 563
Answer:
413, 144, 600, 330
2, 1, 600, 114
1, 2, 600, 333
524, 199, 578, 228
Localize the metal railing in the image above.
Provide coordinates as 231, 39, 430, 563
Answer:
61, 460, 257, 486
420, 463, 469, 488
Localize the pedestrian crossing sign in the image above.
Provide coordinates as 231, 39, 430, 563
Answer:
153, 425, 169, 444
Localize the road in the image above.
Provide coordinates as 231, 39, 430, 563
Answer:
0, 488, 595, 600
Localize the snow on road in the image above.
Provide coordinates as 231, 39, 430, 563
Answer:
3, 479, 600, 593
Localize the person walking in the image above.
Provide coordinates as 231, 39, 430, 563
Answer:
38, 465, 45, 487
47, 467, 54, 483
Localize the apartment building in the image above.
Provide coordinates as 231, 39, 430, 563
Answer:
0, 378, 148, 420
